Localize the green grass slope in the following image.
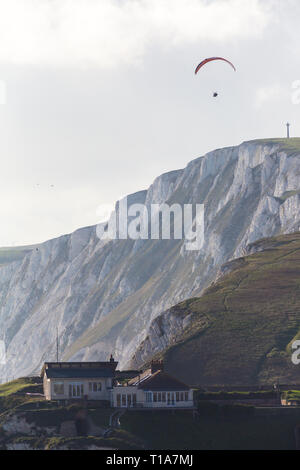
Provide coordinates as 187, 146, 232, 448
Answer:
249, 137, 300, 155
157, 233, 300, 386
0, 377, 41, 397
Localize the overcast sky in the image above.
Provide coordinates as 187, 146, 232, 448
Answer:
0, 0, 299, 246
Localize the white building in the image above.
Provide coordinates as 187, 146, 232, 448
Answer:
41, 358, 194, 409
41, 357, 117, 401
112, 362, 194, 409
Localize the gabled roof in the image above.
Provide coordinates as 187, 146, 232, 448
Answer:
45, 368, 114, 379
136, 370, 190, 391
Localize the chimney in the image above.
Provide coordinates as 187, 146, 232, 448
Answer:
151, 360, 164, 374
109, 354, 115, 363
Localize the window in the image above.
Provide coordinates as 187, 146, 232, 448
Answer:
132, 394, 137, 406
157, 392, 161, 402
122, 394, 126, 406
153, 392, 157, 402
68, 383, 84, 397
53, 382, 64, 395
89, 382, 102, 392
116, 394, 121, 407
185, 392, 189, 401
145, 392, 152, 403
180, 392, 184, 401
167, 392, 175, 405
162, 392, 166, 402
176, 392, 180, 402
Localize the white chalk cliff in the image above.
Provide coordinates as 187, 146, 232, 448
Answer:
0, 139, 300, 379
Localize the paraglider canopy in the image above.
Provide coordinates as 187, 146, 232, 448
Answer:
195, 57, 236, 75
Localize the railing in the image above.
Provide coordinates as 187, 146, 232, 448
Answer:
116, 401, 194, 409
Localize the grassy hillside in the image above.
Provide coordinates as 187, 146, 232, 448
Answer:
0, 377, 39, 397
154, 233, 300, 386
249, 137, 300, 155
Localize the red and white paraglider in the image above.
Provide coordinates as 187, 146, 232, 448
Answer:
195, 57, 236, 97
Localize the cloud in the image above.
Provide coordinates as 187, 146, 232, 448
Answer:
0, 0, 272, 68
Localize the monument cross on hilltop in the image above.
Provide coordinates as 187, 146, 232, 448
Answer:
286, 122, 290, 138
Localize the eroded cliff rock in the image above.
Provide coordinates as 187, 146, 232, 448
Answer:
0, 139, 300, 378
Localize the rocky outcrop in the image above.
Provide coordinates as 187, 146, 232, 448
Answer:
1, 139, 300, 378
2, 413, 56, 436
6, 443, 34, 450
129, 305, 198, 367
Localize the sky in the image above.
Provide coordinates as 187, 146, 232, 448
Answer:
0, 0, 300, 246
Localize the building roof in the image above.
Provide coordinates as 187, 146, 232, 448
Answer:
136, 370, 190, 391
45, 368, 115, 379
41, 360, 118, 377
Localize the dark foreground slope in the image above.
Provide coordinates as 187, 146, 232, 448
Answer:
138, 233, 300, 386
2, 378, 300, 449
120, 409, 300, 450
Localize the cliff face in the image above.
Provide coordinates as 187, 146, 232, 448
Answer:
1, 138, 300, 380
